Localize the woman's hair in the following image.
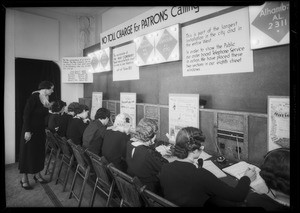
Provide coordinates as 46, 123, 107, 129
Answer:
67, 102, 80, 113
133, 118, 158, 142
174, 127, 206, 159
38, 81, 54, 90
73, 104, 89, 115
95, 108, 110, 120
259, 148, 290, 195
111, 113, 131, 132
51, 100, 66, 113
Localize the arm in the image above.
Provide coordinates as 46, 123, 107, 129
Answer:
202, 169, 251, 202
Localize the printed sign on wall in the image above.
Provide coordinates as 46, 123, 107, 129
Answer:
62, 57, 93, 83
113, 43, 139, 81
91, 92, 103, 120
182, 7, 253, 76
169, 93, 199, 143
120, 92, 137, 130
249, 2, 289, 49
268, 96, 290, 151
88, 50, 100, 73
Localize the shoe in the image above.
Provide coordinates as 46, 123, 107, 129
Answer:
20, 180, 33, 190
33, 175, 48, 184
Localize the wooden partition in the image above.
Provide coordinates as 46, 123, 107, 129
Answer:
79, 97, 267, 166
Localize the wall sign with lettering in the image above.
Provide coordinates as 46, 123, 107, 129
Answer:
268, 96, 289, 151
182, 7, 253, 76
249, 2, 289, 49
120, 92, 137, 130
62, 57, 93, 83
91, 92, 103, 120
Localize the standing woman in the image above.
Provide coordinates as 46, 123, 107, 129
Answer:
19, 81, 54, 189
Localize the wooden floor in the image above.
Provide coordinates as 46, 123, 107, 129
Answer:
4, 155, 119, 207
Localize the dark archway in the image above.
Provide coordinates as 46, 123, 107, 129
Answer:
15, 58, 61, 162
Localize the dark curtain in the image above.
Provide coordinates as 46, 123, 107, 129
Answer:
15, 58, 61, 162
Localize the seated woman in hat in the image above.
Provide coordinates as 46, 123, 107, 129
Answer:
126, 118, 168, 195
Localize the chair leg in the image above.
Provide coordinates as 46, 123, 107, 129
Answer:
63, 156, 74, 192
49, 150, 60, 182
55, 155, 64, 185
69, 165, 79, 199
89, 178, 98, 207
77, 167, 90, 207
106, 181, 115, 207
44, 149, 54, 176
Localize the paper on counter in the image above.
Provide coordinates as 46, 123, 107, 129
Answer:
198, 150, 212, 161
203, 160, 227, 178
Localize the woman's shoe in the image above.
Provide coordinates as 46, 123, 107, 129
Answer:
33, 175, 48, 184
20, 180, 33, 190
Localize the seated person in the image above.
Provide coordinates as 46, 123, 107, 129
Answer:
101, 113, 131, 172
246, 148, 290, 211
47, 99, 66, 133
66, 104, 89, 146
82, 107, 110, 156
159, 127, 257, 207
126, 118, 168, 195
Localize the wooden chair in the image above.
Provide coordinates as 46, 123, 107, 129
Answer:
86, 150, 118, 207
67, 140, 90, 207
44, 129, 61, 182
107, 163, 145, 207
54, 134, 74, 192
139, 186, 178, 207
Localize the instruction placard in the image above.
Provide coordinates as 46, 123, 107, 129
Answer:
120, 92, 137, 130
62, 57, 93, 83
182, 7, 253, 76
91, 92, 103, 120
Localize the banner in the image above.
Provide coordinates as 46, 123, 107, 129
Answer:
100, 6, 229, 49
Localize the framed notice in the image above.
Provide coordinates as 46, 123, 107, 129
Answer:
113, 43, 139, 81
182, 7, 253, 76
62, 57, 93, 83
249, 2, 289, 49
268, 96, 290, 151
120, 93, 137, 130
169, 94, 199, 143
91, 92, 103, 120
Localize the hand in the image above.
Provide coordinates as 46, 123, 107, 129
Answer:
244, 167, 257, 182
24, 132, 32, 143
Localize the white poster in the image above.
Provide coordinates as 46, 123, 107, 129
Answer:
87, 50, 100, 73
268, 96, 290, 151
120, 93, 137, 130
169, 94, 199, 143
249, 2, 290, 49
182, 7, 253, 76
91, 92, 103, 120
62, 57, 93, 83
113, 43, 139, 81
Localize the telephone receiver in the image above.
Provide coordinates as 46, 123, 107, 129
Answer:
197, 158, 203, 168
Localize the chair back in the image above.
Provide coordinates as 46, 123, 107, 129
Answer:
55, 134, 73, 158
107, 163, 144, 207
86, 151, 112, 188
140, 186, 178, 207
46, 129, 61, 151
67, 140, 89, 170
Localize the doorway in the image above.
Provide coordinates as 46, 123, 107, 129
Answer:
15, 58, 61, 162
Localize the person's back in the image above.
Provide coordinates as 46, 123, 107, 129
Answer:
57, 112, 72, 137
102, 129, 130, 171
82, 107, 110, 156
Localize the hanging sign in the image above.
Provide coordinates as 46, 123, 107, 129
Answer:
249, 2, 289, 49
62, 57, 93, 83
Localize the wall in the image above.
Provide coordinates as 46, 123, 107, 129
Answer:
4, 8, 85, 164
84, 7, 289, 114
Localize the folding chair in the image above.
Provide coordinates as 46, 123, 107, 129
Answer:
54, 134, 74, 192
67, 140, 90, 207
107, 163, 145, 207
44, 129, 61, 182
139, 186, 178, 207
86, 150, 118, 207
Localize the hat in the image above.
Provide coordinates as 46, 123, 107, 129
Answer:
134, 118, 158, 142
73, 104, 89, 115
67, 102, 80, 113
113, 113, 131, 127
